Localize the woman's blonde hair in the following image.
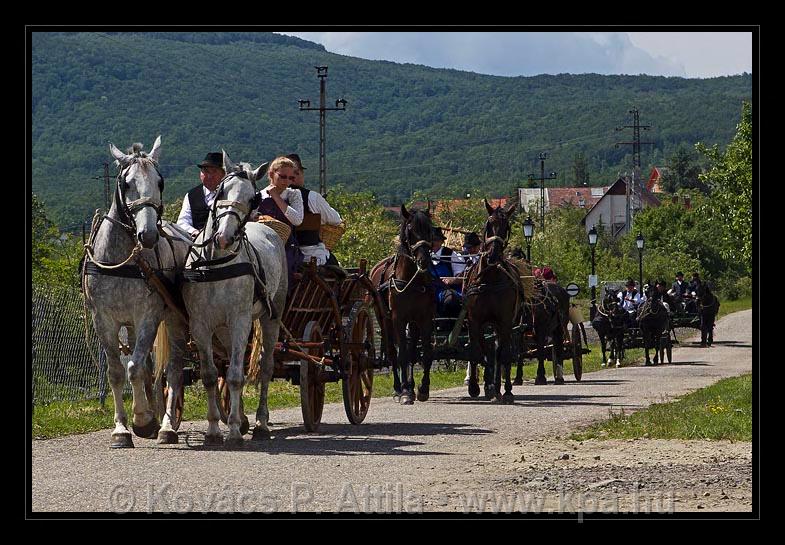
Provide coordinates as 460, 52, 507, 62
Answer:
268, 156, 297, 177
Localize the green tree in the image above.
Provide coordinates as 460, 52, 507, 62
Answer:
660, 145, 707, 193
572, 152, 590, 186
328, 186, 399, 267
696, 101, 752, 274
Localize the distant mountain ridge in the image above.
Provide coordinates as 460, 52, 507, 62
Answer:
30, 31, 752, 228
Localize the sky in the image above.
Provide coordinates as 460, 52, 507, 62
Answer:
278, 31, 753, 79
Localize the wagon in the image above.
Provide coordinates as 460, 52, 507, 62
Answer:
155, 258, 389, 434
427, 276, 590, 397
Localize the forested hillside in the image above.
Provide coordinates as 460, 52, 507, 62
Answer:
31, 31, 752, 228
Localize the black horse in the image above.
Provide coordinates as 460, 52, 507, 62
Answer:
369, 204, 435, 405
637, 285, 670, 366
697, 283, 721, 347
591, 287, 627, 368
464, 199, 519, 403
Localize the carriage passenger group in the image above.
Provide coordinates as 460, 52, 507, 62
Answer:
80, 137, 719, 449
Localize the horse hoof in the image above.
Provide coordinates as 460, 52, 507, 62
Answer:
225, 435, 244, 449
400, 391, 414, 405
252, 426, 272, 441
534, 377, 547, 386
468, 381, 480, 398
132, 419, 160, 439
615, 361, 621, 368
417, 386, 430, 402
156, 430, 179, 445
501, 393, 515, 405
240, 415, 250, 436
204, 434, 224, 446
601, 362, 607, 368
110, 433, 134, 449
512, 378, 523, 386
554, 377, 565, 385
483, 385, 495, 401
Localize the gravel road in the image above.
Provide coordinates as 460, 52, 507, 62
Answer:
31, 310, 753, 514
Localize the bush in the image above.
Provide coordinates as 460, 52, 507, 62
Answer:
720, 275, 752, 300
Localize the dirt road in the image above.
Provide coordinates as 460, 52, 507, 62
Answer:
31, 310, 753, 514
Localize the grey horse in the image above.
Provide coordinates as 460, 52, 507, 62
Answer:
82, 137, 190, 448
181, 151, 287, 447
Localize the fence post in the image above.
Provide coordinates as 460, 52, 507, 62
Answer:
98, 347, 107, 407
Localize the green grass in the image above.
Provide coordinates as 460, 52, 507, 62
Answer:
716, 297, 752, 320
570, 373, 752, 442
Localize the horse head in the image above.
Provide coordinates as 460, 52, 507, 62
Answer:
483, 199, 517, 263
399, 203, 433, 273
211, 150, 266, 250
109, 136, 164, 249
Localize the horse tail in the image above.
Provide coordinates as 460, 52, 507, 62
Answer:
153, 321, 169, 382
247, 318, 264, 385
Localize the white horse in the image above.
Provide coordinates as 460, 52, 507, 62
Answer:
181, 151, 287, 447
82, 136, 189, 448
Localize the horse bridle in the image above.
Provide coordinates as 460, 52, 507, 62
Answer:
114, 158, 165, 232
482, 212, 511, 255
401, 220, 432, 274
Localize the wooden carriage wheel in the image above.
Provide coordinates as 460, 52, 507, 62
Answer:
342, 302, 375, 425
572, 325, 583, 382
300, 321, 326, 432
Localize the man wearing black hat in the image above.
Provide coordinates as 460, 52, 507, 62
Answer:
176, 152, 226, 238
460, 232, 482, 270
286, 153, 343, 267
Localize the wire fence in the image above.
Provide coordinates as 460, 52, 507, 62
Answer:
31, 283, 132, 406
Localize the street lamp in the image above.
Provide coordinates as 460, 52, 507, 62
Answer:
588, 225, 598, 320
636, 232, 645, 290
523, 215, 535, 262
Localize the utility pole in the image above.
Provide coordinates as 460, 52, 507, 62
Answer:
93, 162, 111, 212
298, 66, 347, 196
527, 152, 557, 233
615, 108, 653, 233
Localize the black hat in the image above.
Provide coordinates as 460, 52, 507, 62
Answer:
464, 232, 482, 247
432, 226, 446, 241
626, 278, 636, 287
286, 153, 306, 170
197, 152, 224, 169
676, 271, 684, 277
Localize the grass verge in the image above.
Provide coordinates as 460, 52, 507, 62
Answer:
569, 373, 752, 442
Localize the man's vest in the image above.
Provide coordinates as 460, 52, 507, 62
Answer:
294, 187, 322, 247
432, 246, 455, 278
187, 185, 210, 231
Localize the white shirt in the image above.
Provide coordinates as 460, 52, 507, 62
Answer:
296, 188, 342, 266
177, 185, 218, 236
432, 246, 466, 276
618, 289, 642, 312
303, 189, 342, 226
257, 187, 304, 227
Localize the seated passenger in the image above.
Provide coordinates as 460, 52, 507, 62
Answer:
253, 156, 304, 293
286, 153, 345, 278
618, 278, 641, 327
430, 226, 466, 317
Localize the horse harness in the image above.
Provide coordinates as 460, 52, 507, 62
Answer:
179, 171, 275, 319
81, 157, 186, 318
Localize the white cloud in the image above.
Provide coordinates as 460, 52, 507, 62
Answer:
280, 31, 751, 78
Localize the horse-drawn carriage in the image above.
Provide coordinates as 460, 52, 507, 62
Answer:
156, 257, 388, 435
593, 281, 673, 367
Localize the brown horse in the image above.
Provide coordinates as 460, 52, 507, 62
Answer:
697, 283, 721, 347
369, 204, 435, 405
464, 199, 520, 403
